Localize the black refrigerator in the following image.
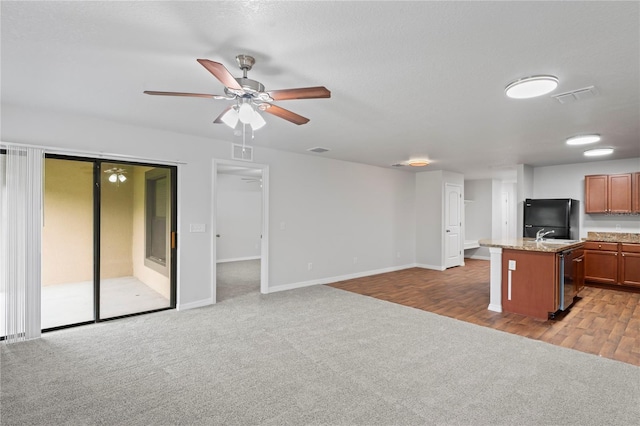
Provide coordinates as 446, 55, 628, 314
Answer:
523, 198, 580, 240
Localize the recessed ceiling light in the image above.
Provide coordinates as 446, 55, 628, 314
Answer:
408, 159, 430, 167
505, 75, 559, 99
566, 134, 601, 145
584, 147, 614, 157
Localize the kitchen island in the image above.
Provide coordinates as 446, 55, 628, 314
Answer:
479, 238, 585, 320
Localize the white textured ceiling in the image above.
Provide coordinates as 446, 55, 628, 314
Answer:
2, 1, 639, 179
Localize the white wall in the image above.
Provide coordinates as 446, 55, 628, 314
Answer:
464, 179, 493, 259
516, 164, 534, 235
2, 104, 417, 306
533, 158, 640, 236
258, 148, 416, 290
216, 174, 262, 262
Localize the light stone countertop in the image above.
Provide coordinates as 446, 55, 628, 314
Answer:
478, 238, 584, 253
586, 232, 640, 244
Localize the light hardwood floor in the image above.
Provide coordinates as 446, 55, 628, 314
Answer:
328, 259, 640, 366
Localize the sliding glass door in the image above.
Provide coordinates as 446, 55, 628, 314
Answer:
41, 157, 95, 329
41, 156, 176, 331
99, 163, 174, 319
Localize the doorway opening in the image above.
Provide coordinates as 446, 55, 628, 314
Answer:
41, 155, 177, 331
213, 160, 269, 302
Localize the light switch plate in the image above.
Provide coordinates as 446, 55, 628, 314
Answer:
189, 223, 206, 233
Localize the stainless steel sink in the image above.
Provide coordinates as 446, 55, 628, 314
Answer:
539, 239, 581, 244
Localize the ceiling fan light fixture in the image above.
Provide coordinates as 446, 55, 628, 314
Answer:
408, 159, 430, 167
118, 174, 127, 183
238, 102, 254, 124
566, 134, 601, 145
505, 75, 559, 99
108, 173, 118, 183
584, 147, 614, 157
220, 108, 239, 128
250, 111, 266, 130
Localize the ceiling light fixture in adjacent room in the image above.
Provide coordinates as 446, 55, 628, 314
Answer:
566, 134, 601, 145
584, 147, 614, 157
505, 75, 559, 99
104, 168, 127, 185
408, 159, 430, 167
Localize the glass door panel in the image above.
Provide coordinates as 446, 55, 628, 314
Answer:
99, 163, 172, 319
41, 158, 95, 329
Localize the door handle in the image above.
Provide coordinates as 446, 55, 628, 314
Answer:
446, 229, 450, 233
216, 234, 220, 238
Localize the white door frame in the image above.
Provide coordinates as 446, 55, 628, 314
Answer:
212, 159, 269, 302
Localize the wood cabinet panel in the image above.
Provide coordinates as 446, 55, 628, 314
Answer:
584, 241, 618, 251
633, 172, 640, 213
574, 255, 585, 292
609, 173, 632, 213
621, 243, 640, 254
585, 175, 608, 213
585, 173, 635, 214
620, 251, 640, 287
584, 250, 618, 284
501, 250, 558, 320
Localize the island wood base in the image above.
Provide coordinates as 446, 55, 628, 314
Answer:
501, 249, 559, 320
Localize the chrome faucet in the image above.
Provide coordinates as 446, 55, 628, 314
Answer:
535, 229, 555, 242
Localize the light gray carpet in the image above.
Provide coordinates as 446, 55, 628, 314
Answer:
216, 259, 261, 302
1, 284, 639, 425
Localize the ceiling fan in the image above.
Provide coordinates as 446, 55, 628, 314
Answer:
144, 54, 331, 128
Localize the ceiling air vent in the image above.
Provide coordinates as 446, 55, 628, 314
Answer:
391, 163, 406, 167
232, 144, 253, 162
552, 86, 599, 104
307, 147, 329, 153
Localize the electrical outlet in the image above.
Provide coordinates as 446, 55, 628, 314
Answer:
307, 262, 313, 271
353, 257, 358, 264
280, 222, 286, 230
616, 224, 621, 230
508, 260, 516, 271
396, 251, 401, 258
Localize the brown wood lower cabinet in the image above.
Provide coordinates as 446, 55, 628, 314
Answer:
584, 241, 640, 288
620, 244, 640, 287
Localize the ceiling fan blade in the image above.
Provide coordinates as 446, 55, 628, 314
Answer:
213, 106, 233, 123
144, 91, 225, 99
197, 59, 243, 91
261, 104, 310, 125
267, 86, 331, 101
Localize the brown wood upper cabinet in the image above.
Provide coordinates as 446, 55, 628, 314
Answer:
633, 172, 640, 213
584, 173, 633, 214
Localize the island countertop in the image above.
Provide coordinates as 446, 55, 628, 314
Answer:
479, 238, 584, 253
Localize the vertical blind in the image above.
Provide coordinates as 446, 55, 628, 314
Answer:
1, 145, 43, 343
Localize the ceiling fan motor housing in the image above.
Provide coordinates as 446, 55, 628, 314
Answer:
235, 77, 265, 95
236, 54, 255, 71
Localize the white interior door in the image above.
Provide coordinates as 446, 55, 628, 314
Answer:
444, 183, 462, 268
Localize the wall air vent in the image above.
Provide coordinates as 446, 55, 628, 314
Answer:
552, 86, 599, 104
307, 147, 329, 153
232, 144, 253, 162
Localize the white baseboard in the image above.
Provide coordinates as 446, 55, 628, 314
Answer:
177, 297, 214, 311
217, 256, 261, 264
267, 263, 417, 294
467, 255, 490, 261
488, 303, 502, 313
415, 263, 446, 271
